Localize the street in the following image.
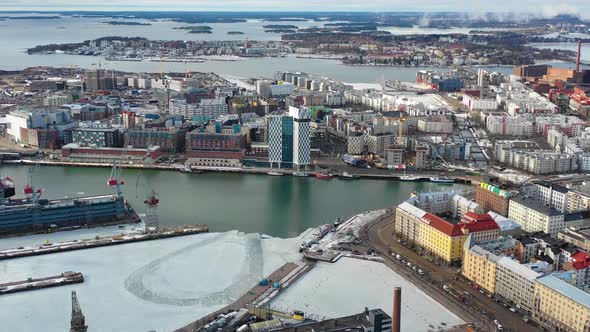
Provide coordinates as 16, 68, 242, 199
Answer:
360, 214, 540, 332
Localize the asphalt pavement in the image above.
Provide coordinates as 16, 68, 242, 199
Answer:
361, 214, 541, 332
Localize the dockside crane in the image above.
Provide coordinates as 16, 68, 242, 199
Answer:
108, 131, 130, 198
70, 291, 88, 332
143, 190, 160, 233
23, 162, 43, 206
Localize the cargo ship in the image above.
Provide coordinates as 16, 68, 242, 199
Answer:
0, 176, 139, 237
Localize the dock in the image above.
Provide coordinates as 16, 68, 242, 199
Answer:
0, 225, 208, 261
2, 159, 478, 184
175, 261, 313, 332
0, 271, 84, 295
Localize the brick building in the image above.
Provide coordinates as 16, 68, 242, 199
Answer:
475, 182, 511, 216
184, 130, 248, 167
128, 128, 186, 153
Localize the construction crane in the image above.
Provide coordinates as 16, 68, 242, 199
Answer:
143, 190, 160, 233
70, 291, 88, 332
159, 50, 164, 79
108, 131, 130, 198
23, 163, 43, 206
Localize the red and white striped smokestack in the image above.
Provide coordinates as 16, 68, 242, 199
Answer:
393, 287, 401, 332
576, 40, 582, 73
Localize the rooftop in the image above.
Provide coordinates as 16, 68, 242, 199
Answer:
397, 201, 427, 220
423, 213, 464, 237
536, 182, 569, 194
511, 195, 563, 217
537, 274, 590, 309
497, 257, 542, 281
271, 309, 390, 332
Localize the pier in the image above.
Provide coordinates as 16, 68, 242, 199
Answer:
0, 271, 84, 295
175, 261, 313, 332
0, 225, 208, 260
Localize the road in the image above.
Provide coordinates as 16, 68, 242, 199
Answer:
361, 214, 540, 332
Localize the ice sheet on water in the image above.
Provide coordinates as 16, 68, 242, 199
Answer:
272, 258, 465, 331
0, 230, 304, 332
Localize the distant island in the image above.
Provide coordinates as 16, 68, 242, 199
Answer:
263, 18, 308, 22
265, 29, 298, 34
174, 26, 213, 34
263, 25, 299, 29
103, 21, 152, 26
227, 31, 245, 35
0, 16, 62, 20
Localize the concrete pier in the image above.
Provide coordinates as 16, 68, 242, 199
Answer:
0, 225, 208, 261
0, 271, 84, 295
175, 261, 313, 332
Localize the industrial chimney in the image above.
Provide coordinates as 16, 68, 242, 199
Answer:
393, 287, 401, 332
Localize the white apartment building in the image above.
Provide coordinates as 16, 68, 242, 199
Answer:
486, 115, 534, 137
508, 196, 584, 236
499, 150, 576, 175
534, 183, 569, 213
450, 194, 483, 219
495, 257, 541, 312
417, 118, 453, 134
462, 94, 498, 111
289, 106, 311, 168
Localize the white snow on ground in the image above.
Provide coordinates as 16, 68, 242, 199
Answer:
0, 230, 302, 332
272, 258, 465, 331
344, 83, 383, 91
221, 75, 256, 91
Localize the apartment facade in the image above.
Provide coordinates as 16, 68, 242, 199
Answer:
534, 274, 590, 332
462, 240, 500, 294
495, 257, 541, 313
395, 197, 499, 264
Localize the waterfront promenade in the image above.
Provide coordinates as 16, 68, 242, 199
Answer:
2, 159, 480, 184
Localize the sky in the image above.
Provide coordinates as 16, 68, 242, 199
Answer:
0, 0, 589, 16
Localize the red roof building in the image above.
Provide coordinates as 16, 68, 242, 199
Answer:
422, 213, 463, 237
570, 251, 590, 270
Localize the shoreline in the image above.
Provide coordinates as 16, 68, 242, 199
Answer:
1, 159, 477, 184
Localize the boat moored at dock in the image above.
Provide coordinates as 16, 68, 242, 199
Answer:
341, 172, 360, 179
399, 175, 421, 181
292, 171, 309, 177
315, 172, 335, 180
267, 171, 284, 176
429, 177, 455, 183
